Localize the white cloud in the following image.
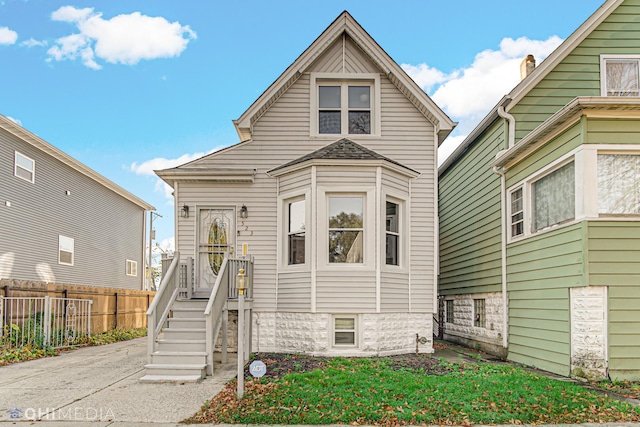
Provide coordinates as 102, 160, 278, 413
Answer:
156, 237, 175, 253
6, 116, 22, 126
47, 6, 196, 69
21, 38, 48, 48
404, 35, 563, 165
0, 26, 18, 45
130, 149, 215, 202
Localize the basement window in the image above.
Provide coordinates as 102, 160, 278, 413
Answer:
446, 300, 454, 324
334, 316, 357, 346
474, 299, 486, 328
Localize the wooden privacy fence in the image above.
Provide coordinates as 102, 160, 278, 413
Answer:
0, 279, 155, 334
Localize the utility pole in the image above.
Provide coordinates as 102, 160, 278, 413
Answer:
148, 211, 162, 291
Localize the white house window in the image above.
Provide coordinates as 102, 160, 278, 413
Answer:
510, 187, 524, 237
58, 235, 74, 266
318, 83, 371, 135
385, 201, 399, 266
334, 316, 356, 346
126, 259, 138, 276
288, 198, 306, 264
598, 154, 640, 214
15, 151, 35, 183
328, 196, 363, 263
602, 57, 640, 96
532, 162, 575, 231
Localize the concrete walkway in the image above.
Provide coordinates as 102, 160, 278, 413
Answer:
0, 337, 236, 425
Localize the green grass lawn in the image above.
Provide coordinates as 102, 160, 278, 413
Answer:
185, 357, 640, 425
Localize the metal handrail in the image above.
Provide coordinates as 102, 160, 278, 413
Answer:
204, 256, 229, 375
146, 251, 180, 362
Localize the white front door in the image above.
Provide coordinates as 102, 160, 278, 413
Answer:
196, 207, 235, 297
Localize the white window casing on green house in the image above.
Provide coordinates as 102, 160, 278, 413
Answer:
600, 55, 640, 97
14, 151, 35, 183
510, 187, 524, 238
532, 161, 575, 231
58, 235, 74, 266
310, 73, 381, 138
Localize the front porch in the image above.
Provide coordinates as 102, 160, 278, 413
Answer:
142, 254, 253, 382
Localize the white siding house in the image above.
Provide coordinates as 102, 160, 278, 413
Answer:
156, 11, 454, 356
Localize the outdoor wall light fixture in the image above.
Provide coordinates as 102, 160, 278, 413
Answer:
181, 204, 189, 218
240, 204, 248, 219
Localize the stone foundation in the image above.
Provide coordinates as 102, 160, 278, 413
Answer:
570, 286, 607, 380
442, 292, 507, 357
251, 312, 433, 356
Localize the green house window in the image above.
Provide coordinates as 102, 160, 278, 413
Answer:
532, 162, 575, 231
603, 58, 640, 96
598, 154, 640, 215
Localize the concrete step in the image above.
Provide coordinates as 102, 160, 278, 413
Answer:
162, 328, 206, 341
139, 374, 203, 384
143, 363, 207, 379
155, 339, 206, 352
167, 317, 205, 329
150, 351, 207, 365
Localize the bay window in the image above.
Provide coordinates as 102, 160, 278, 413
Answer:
385, 201, 399, 265
288, 198, 306, 264
532, 161, 575, 231
328, 196, 363, 263
598, 154, 640, 215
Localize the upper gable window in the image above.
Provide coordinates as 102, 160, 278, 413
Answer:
15, 151, 35, 183
601, 56, 640, 96
311, 73, 380, 137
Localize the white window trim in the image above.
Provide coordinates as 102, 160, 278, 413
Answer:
58, 235, 74, 266
507, 150, 580, 243
508, 186, 525, 240
278, 190, 311, 271
595, 149, 640, 218
310, 72, 381, 138
318, 186, 375, 270
600, 54, 640, 97
381, 191, 409, 271
126, 259, 138, 276
14, 151, 35, 183
331, 314, 359, 348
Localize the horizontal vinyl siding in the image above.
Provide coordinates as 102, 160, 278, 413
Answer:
439, 120, 504, 296
586, 118, 640, 145
182, 68, 437, 314
0, 129, 146, 290
316, 270, 376, 312
380, 271, 410, 311
587, 221, 640, 380
507, 223, 585, 376
277, 271, 312, 311
511, 0, 640, 141
279, 169, 311, 195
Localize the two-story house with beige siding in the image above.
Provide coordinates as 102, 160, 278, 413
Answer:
0, 114, 154, 291
439, 0, 640, 381
150, 11, 454, 379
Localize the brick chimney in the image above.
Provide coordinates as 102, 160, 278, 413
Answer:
520, 54, 536, 80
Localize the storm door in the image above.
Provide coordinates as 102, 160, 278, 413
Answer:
196, 207, 235, 298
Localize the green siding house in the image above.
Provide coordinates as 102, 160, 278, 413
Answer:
439, 0, 640, 381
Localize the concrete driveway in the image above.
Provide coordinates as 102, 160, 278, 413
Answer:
0, 337, 236, 425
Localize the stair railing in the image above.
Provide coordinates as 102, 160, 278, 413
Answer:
146, 251, 181, 363
204, 256, 229, 375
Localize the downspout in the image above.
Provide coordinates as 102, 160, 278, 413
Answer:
495, 99, 514, 349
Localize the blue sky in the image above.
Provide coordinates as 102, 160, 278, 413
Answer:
0, 0, 604, 251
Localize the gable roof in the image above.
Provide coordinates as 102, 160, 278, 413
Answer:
439, 0, 623, 175
0, 114, 154, 210
233, 11, 455, 145
267, 138, 419, 177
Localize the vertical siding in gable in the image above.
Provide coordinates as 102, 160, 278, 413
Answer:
0, 129, 146, 290
587, 221, 640, 381
307, 35, 381, 74
512, 0, 640, 141
439, 121, 505, 296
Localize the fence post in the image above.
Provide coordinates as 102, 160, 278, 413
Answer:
43, 296, 51, 348
0, 295, 3, 339
114, 292, 119, 329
